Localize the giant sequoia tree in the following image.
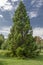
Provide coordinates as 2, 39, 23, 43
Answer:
5, 1, 39, 57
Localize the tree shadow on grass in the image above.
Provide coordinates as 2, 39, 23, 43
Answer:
0, 61, 7, 65
35, 54, 43, 61
23, 52, 43, 62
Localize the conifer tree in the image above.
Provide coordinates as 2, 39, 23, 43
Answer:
5, 1, 39, 57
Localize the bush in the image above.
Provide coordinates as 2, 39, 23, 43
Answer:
16, 42, 40, 58
16, 47, 24, 57
0, 50, 14, 57
5, 51, 14, 57
1, 41, 7, 50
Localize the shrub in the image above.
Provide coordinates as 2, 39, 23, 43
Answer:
0, 50, 14, 57
16, 41, 40, 58
16, 47, 24, 57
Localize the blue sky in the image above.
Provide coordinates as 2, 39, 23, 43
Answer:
0, 0, 43, 38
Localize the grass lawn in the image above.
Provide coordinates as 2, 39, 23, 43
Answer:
0, 50, 43, 65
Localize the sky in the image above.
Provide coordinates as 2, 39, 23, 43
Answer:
0, 0, 43, 38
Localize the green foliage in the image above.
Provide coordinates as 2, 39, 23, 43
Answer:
1, 38, 13, 51
4, 1, 40, 58
0, 34, 4, 49
16, 47, 24, 57
16, 42, 39, 58
1, 40, 7, 50
0, 50, 13, 57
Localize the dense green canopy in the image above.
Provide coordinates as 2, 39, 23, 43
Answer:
2, 1, 39, 57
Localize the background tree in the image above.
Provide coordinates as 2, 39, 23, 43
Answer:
0, 34, 4, 49
34, 36, 41, 51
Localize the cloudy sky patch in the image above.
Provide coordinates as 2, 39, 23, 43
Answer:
33, 27, 43, 39
0, 15, 3, 18
29, 11, 38, 19
0, 26, 11, 38
31, 0, 43, 8
0, 0, 7, 7
0, 0, 43, 38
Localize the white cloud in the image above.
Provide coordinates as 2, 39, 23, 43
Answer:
31, 0, 43, 8
0, 0, 7, 7
31, 0, 36, 5
11, 0, 23, 2
11, 0, 18, 2
36, 0, 43, 8
0, 15, 3, 18
33, 27, 43, 39
0, 0, 13, 11
0, 0, 23, 11
3, 2, 13, 11
0, 26, 11, 38
29, 11, 38, 19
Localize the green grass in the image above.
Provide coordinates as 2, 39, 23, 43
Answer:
0, 50, 43, 65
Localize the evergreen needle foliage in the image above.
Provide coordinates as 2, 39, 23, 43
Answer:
2, 1, 40, 58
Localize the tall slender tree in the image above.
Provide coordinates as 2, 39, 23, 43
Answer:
5, 1, 39, 57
